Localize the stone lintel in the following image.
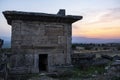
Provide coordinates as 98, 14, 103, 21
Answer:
3, 9, 83, 25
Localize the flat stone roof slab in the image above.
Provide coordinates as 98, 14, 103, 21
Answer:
3, 10, 83, 25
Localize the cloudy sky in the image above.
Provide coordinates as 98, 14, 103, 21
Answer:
0, 0, 120, 39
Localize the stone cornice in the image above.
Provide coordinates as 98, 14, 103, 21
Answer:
3, 10, 83, 25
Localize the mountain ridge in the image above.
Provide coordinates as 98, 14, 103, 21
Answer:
0, 36, 120, 48
72, 36, 120, 43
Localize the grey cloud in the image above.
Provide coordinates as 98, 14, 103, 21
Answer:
87, 8, 120, 24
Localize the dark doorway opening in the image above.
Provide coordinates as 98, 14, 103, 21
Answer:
39, 54, 48, 72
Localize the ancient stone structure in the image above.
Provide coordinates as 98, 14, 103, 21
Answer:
0, 39, 3, 48
107, 60, 120, 79
3, 9, 82, 73
71, 53, 96, 67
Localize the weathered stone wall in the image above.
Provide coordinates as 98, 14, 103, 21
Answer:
0, 39, 3, 48
3, 10, 82, 73
10, 20, 71, 72
71, 53, 96, 67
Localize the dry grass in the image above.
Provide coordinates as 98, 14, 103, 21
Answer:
74, 50, 120, 57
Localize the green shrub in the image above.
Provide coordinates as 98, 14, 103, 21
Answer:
111, 76, 120, 80
72, 66, 105, 78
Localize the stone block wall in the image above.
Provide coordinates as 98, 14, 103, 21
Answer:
10, 20, 71, 72
3, 10, 82, 73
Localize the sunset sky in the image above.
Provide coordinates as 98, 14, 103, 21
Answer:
0, 0, 120, 39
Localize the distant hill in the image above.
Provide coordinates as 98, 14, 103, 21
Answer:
0, 36, 120, 48
0, 36, 11, 48
2, 40, 11, 48
72, 36, 120, 43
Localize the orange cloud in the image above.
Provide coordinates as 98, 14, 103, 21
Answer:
84, 27, 120, 38
72, 8, 120, 39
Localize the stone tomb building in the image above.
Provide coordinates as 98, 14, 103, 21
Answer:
3, 10, 82, 73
